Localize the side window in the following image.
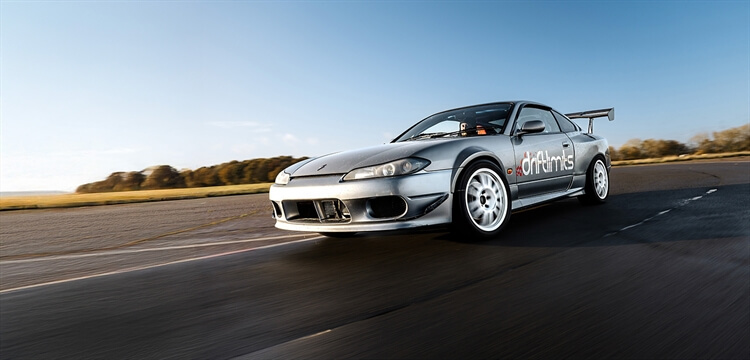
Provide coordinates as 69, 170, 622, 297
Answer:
552, 111, 580, 133
517, 107, 560, 133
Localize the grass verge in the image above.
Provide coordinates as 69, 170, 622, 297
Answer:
611, 151, 750, 166
0, 183, 272, 211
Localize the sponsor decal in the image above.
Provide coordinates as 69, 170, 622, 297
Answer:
516, 150, 574, 177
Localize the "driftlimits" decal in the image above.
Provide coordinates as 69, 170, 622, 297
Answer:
516, 150, 574, 177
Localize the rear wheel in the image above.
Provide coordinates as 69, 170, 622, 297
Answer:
452, 160, 511, 239
578, 158, 609, 205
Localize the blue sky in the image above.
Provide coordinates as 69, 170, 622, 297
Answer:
1, 1, 748, 192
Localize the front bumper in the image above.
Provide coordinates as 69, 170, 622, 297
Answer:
269, 170, 454, 232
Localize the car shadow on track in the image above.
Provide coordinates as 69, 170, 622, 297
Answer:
280, 184, 746, 289
435, 184, 748, 248
312, 184, 748, 250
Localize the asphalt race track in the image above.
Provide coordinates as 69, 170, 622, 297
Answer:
1, 160, 748, 359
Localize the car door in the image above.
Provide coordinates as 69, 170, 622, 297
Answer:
511, 106, 575, 198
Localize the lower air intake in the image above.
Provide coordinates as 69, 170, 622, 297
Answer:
367, 196, 407, 219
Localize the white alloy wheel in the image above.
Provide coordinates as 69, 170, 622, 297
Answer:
593, 159, 609, 200
464, 168, 508, 232
579, 157, 609, 205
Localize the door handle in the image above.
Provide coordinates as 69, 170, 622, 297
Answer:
562, 142, 570, 148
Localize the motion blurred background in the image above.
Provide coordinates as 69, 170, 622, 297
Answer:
1, 1, 748, 192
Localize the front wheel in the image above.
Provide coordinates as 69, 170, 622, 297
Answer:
578, 158, 609, 205
452, 160, 511, 239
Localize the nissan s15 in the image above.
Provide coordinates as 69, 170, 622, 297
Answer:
269, 101, 614, 239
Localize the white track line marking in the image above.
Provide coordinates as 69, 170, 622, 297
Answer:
0, 235, 326, 294
606, 188, 718, 236
620, 223, 641, 232
0, 233, 318, 264
298, 329, 332, 341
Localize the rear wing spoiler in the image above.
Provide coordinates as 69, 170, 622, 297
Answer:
565, 108, 614, 134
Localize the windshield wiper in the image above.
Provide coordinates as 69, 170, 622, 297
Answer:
403, 125, 503, 142
404, 132, 455, 141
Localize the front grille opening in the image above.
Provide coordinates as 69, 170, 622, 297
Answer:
282, 199, 351, 223
284, 200, 318, 221
317, 200, 351, 222
296, 201, 318, 219
367, 196, 407, 219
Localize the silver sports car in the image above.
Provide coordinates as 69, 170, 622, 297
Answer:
270, 101, 614, 238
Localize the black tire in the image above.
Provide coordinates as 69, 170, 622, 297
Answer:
578, 157, 609, 205
452, 160, 511, 239
319, 232, 357, 238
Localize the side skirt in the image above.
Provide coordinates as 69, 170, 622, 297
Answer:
510, 173, 587, 211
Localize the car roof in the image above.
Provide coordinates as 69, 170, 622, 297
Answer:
428, 100, 549, 117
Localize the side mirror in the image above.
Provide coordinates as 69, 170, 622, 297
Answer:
517, 120, 545, 136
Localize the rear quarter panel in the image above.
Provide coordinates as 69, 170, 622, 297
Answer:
569, 132, 610, 174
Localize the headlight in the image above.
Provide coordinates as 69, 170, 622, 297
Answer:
275, 171, 291, 185
343, 158, 430, 181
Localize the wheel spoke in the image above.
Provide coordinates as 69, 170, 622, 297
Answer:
469, 205, 484, 218
479, 173, 491, 188
480, 212, 493, 225
468, 181, 482, 197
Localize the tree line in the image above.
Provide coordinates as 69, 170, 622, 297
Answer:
76, 156, 308, 193
76, 124, 748, 193
610, 124, 749, 161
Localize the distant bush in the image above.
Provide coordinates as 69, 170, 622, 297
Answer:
690, 124, 750, 154
141, 165, 185, 190
610, 124, 749, 161
76, 156, 308, 193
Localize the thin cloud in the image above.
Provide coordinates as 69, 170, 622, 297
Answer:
207, 121, 272, 132
232, 144, 257, 154
99, 148, 139, 155
282, 133, 299, 144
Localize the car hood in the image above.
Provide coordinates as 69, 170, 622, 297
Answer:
291, 141, 440, 177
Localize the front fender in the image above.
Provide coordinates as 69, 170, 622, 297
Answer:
449, 147, 506, 193
410, 137, 515, 194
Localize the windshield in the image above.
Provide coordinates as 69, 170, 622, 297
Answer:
393, 103, 512, 142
